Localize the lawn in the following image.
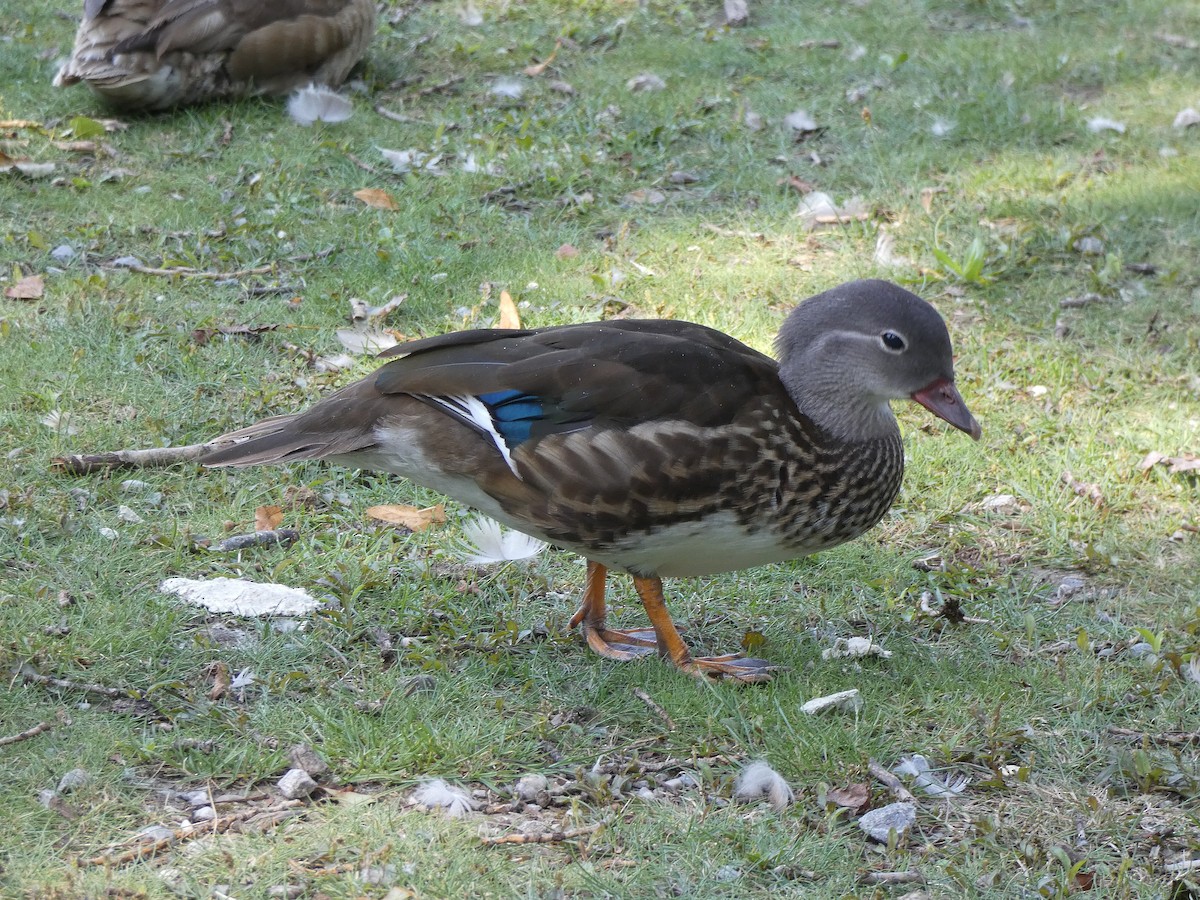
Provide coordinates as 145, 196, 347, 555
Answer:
1, 0, 1199, 896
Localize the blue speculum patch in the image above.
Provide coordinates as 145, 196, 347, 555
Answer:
478, 389, 544, 445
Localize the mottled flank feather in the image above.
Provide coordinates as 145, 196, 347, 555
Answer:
54, 0, 376, 111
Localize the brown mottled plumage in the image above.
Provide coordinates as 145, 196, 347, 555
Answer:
201, 280, 981, 682
54, 0, 375, 110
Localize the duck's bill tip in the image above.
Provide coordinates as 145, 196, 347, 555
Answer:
911, 378, 981, 441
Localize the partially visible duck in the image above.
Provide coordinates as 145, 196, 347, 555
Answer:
201, 279, 980, 682
54, 0, 376, 111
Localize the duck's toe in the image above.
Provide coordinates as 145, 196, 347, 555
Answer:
687, 654, 781, 685
582, 625, 658, 661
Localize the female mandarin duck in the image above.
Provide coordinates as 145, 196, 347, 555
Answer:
202, 279, 980, 683
54, 0, 376, 111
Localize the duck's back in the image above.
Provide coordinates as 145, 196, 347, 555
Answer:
55, 0, 376, 110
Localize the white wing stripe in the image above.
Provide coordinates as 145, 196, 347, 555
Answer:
423, 394, 522, 479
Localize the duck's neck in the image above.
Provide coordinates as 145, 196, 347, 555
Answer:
779, 366, 899, 445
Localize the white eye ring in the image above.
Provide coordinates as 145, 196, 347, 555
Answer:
880, 331, 907, 352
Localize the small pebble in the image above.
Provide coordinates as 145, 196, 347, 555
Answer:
51, 244, 76, 261
191, 806, 217, 822
117, 505, 144, 524
1127, 642, 1155, 659
288, 744, 329, 778
1073, 236, 1104, 255
38, 789, 60, 808
662, 773, 699, 793
858, 802, 916, 842
177, 789, 209, 807
277, 768, 319, 799
57, 768, 92, 793
514, 773, 549, 802
267, 886, 304, 899
358, 864, 396, 886
1054, 576, 1086, 601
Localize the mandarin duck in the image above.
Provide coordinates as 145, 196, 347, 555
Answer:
53, 0, 376, 111
201, 279, 980, 682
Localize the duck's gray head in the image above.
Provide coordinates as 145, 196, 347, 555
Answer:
775, 279, 981, 443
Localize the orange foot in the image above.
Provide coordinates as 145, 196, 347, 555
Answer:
569, 561, 781, 684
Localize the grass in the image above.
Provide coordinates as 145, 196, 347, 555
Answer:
2, 0, 1199, 896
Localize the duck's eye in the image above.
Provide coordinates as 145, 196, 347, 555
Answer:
881, 331, 906, 351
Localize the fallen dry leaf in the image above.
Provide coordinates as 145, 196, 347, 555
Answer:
920, 186, 946, 214
555, 243, 579, 259
1061, 470, 1105, 507
354, 188, 398, 210
366, 503, 446, 532
4, 274, 44, 300
255, 505, 284, 532
827, 782, 871, 814
207, 661, 231, 701
778, 175, 816, 195
624, 188, 666, 205
497, 290, 521, 329
522, 40, 561, 76
1140, 451, 1200, 475
335, 328, 399, 355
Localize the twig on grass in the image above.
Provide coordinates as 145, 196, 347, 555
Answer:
481, 820, 607, 846
0, 721, 52, 746
51, 443, 210, 474
867, 758, 916, 803
407, 75, 465, 99
17, 665, 126, 699
345, 150, 388, 175
633, 688, 677, 731
1107, 726, 1200, 746
78, 800, 304, 867
208, 529, 300, 553
862, 870, 925, 885
104, 248, 336, 280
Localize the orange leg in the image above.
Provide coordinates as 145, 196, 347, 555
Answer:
569, 561, 656, 661
632, 576, 778, 684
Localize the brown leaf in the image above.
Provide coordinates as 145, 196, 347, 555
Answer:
255, 505, 284, 532
623, 188, 666, 205
1168, 456, 1200, 474
498, 289, 521, 329
354, 188, 398, 210
4, 274, 44, 300
827, 782, 871, 814
778, 175, 816, 195
522, 40, 561, 77
1061, 471, 1105, 508
366, 503, 446, 532
920, 186, 946, 214
1138, 451, 1167, 472
207, 661, 230, 701
555, 243, 579, 259
1142, 451, 1200, 475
